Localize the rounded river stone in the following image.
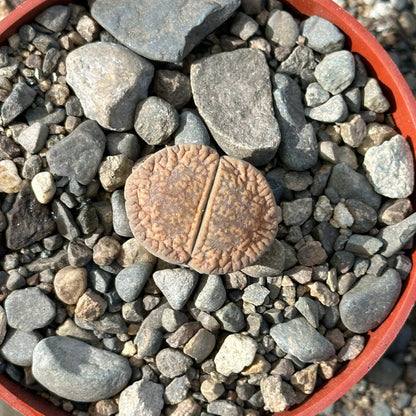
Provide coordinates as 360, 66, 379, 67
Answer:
125, 144, 278, 274
32, 336, 132, 402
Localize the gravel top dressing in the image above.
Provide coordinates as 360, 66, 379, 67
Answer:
0, 0, 414, 415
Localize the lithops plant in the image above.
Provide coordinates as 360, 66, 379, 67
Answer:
125, 144, 279, 274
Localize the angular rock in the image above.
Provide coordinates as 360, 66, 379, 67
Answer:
183, 328, 216, 363
304, 82, 330, 107
0, 329, 41, 366
32, 336, 131, 402
52, 200, 80, 241
193, 275, 226, 312
345, 235, 383, 258
191, 49, 280, 165
261, 375, 296, 413
282, 198, 313, 226
66, 42, 154, 131
363, 78, 390, 113
242, 283, 270, 306
174, 110, 211, 146
6, 181, 55, 249
115, 263, 153, 303
340, 269, 402, 333
99, 154, 133, 192
0, 160, 22, 194
363, 135, 414, 198
272, 73, 318, 170
16, 122, 49, 154
270, 317, 335, 362
305, 95, 349, 123
35, 5, 70, 32
91, 0, 240, 62
153, 70, 192, 109
295, 297, 319, 328
46, 120, 106, 185
345, 199, 378, 233
265, 10, 299, 48
1, 80, 36, 125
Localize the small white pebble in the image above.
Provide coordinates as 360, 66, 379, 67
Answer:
31, 172, 56, 204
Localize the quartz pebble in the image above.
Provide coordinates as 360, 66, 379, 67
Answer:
31, 171, 55, 204
54, 266, 87, 305
0, 160, 22, 193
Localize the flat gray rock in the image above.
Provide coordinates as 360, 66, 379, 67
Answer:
153, 268, 198, 310
66, 42, 154, 131
119, 380, 164, 416
363, 135, 414, 198
191, 49, 280, 166
4, 287, 56, 331
46, 120, 106, 185
345, 234, 383, 258
270, 317, 335, 362
91, 0, 240, 62
0, 329, 42, 366
328, 163, 381, 210
115, 262, 153, 302
305, 95, 349, 123
340, 270, 402, 333
174, 110, 211, 146
272, 73, 318, 170
32, 336, 131, 402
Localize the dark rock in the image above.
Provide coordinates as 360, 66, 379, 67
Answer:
1, 81, 36, 125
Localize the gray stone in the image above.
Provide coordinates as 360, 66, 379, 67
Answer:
119, 380, 164, 416
164, 375, 190, 405
345, 235, 383, 258
0, 329, 41, 366
162, 308, 188, 332
207, 400, 241, 416
378, 212, 416, 258
32, 336, 131, 402
6, 271, 25, 291
111, 190, 133, 238
1, 80, 37, 125
155, 348, 193, 378
305, 95, 349, 123
282, 198, 313, 226
272, 73, 318, 170
378, 198, 413, 226
311, 222, 339, 255
46, 120, 106, 185
242, 283, 270, 306
242, 239, 286, 277
26, 107, 66, 126
183, 328, 216, 363
42, 48, 61, 76
301, 15, 344, 54
26, 249, 69, 273
106, 133, 141, 161
363, 135, 414, 198
91, 0, 240, 62
153, 70, 192, 109
266, 167, 287, 203
295, 297, 319, 328
153, 268, 198, 310
230, 12, 259, 41
66, 42, 154, 131
16, 122, 48, 154
194, 275, 226, 312
345, 199, 378, 233
270, 317, 335, 362
56, 319, 100, 346
278, 45, 316, 76
304, 82, 330, 107
134, 97, 179, 145
165, 321, 201, 348
4, 287, 56, 331
340, 269, 402, 333
52, 200, 80, 241
0, 306, 6, 346
34, 5, 70, 32
174, 110, 210, 146
344, 87, 362, 113
314, 51, 355, 95
5, 180, 56, 250
340, 115, 367, 148
265, 10, 299, 48
215, 303, 245, 332
363, 78, 390, 113
191, 49, 280, 166
115, 263, 153, 302
328, 163, 381, 210
135, 327, 164, 359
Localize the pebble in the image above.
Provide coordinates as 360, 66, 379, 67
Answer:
193, 274, 226, 312
183, 328, 216, 363
363, 135, 414, 198
169, 398, 201, 416
345, 234, 383, 258
340, 269, 402, 333
106, 132, 140, 161
162, 308, 188, 332
16, 122, 48, 154
52, 200, 80, 241
99, 154, 133, 192
34, 5, 70, 32
117, 238, 157, 267
301, 15, 345, 53
191, 49, 280, 165
46, 120, 106, 185
76, 15, 100, 42
272, 73, 318, 170
363, 78, 390, 113
295, 297, 320, 328
164, 375, 190, 405
66, 42, 154, 131
4, 287, 56, 331
115, 262, 153, 302
93, 236, 121, 267
0, 329, 41, 366
260, 375, 296, 413
305, 94, 349, 123
155, 348, 193, 378
378, 198, 413, 225
153, 70, 192, 109
338, 335, 365, 361
0, 160, 22, 194
91, 0, 240, 62
345, 199, 377, 233
304, 82, 330, 107
290, 364, 318, 394
0, 306, 6, 346
340, 115, 367, 148
282, 198, 313, 226
297, 241, 327, 266
56, 318, 99, 345
53, 266, 87, 305
215, 302, 246, 332
134, 96, 179, 145
174, 110, 211, 145
270, 317, 335, 362
166, 321, 201, 348
230, 12, 259, 41
200, 379, 225, 402
206, 400, 241, 416
358, 122, 397, 155
75, 289, 108, 321
153, 268, 198, 310
135, 327, 164, 359
32, 336, 131, 402
214, 334, 257, 376
31, 171, 55, 204
314, 50, 355, 94
242, 283, 270, 306
265, 10, 299, 47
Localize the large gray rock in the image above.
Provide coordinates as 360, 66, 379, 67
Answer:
32, 336, 131, 402
191, 49, 280, 166
270, 317, 335, 362
91, 0, 240, 63
46, 120, 106, 185
340, 270, 402, 333
272, 73, 318, 170
66, 42, 154, 131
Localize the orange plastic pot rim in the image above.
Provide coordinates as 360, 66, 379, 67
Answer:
0, 1, 415, 416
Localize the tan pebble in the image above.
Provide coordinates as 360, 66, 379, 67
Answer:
260, 375, 296, 413
31, 171, 56, 204
0, 160, 22, 193
117, 238, 157, 267
45, 83, 70, 106
318, 356, 339, 380
200, 378, 225, 402
54, 266, 87, 305
88, 399, 118, 416
75, 289, 107, 321
290, 364, 318, 394
121, 340, 137, 357
166, 397, 201, 416
241, 354, 272, 375
93, 236, 121, 266
99, 154, 133, 192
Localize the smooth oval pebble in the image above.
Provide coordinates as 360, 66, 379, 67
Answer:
31, 171, 56, 204
339, 269, 402, 333
125, 144, 278, 274
32, 336, 132, 402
